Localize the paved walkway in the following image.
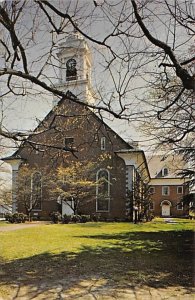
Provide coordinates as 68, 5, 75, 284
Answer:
1, 277, 194, 300
0, 222, 50, 232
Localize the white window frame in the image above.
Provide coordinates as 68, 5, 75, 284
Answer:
162, 186, 170, 196
162, 167, 168, 177
177, 186, 183, 194
177, 202, 183, 210
100, 137, 106, 150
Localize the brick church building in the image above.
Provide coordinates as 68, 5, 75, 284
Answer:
2, 32, 150, 221
2, 32, 189, 220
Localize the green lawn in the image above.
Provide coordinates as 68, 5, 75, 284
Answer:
0, 218, 194, 296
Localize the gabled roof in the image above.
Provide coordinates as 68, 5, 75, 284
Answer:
147, 154, 186, 179
2, 91, 133, 160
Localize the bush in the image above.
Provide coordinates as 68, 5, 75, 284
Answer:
5, 213, 28, 223
91, 214, 101, 222
50, 211, 62, 224
80, 215, 90, 223
63, 214, 71, 224
5, 213, 13, 223
71, 214, 81, 223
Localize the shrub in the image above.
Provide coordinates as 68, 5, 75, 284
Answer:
5, 213, 13, 223
91, 214, 101, 222
63, 214, 71, 224
80, 215, 90, 223
5, 213, 28, 223
71, 214, 81, 223
50, 211, 62, 224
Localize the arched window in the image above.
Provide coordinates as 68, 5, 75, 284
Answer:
96, 169, 110, 212
31, 172, 42, 210
66, 58, 77, 81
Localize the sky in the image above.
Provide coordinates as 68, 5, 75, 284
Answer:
0, 0, 150, 154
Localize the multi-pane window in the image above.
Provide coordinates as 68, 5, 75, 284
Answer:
162, 186, 169, 196
177, 186, 183, 194
177, 202, 183, 210
31, 172, 42, 210
96, 169, 110, 212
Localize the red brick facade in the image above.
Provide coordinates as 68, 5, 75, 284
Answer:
149, 180, 189, 217
15, 97, 132, 220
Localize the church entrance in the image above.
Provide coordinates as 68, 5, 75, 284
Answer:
161, 200, 172, 216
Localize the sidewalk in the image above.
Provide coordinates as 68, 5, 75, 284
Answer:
1, 277, 194, 300
0, 221, 50, 232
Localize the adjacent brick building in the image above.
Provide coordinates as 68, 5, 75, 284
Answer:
148, 155, 189, 217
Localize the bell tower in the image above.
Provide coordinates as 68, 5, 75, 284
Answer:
55, 31, 94, 104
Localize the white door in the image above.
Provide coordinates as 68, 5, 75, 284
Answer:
62, 200, 74, 216
162, 204, 170, 216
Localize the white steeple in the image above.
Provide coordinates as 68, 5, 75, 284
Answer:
54, 30, 95, 105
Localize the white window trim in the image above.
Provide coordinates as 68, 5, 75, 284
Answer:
96, 169, 110, 212
100, 137, 106, 150
162, 186, 170, 196
177, 186, 183, 194
177, 202, 183, 210
162, 167, 168, 177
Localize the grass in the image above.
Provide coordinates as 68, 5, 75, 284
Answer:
0, 221, 10, 226
0, 218, 194, 297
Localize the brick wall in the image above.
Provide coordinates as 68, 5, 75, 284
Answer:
149, 184, 189, 217
17, 99, 131, 220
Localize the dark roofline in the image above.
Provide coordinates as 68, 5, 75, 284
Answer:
13, 91, 133, 155
1, 153, 23, 161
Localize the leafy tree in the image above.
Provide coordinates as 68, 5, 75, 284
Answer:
15, 165, 52, 220
0, 187, 11, 206
54, 161, 97, 215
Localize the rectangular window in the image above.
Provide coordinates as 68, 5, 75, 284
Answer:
177, 202, 183, 210
162, 168, 168, 177
162, 186, 169, 196
149, 187, 155, 194
101, 137, 106, 150
96, 197, 110, 212
64, 137, 74, 149
177, 186, 183, 194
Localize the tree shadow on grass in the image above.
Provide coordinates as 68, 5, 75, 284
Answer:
0, 229, 194, 298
